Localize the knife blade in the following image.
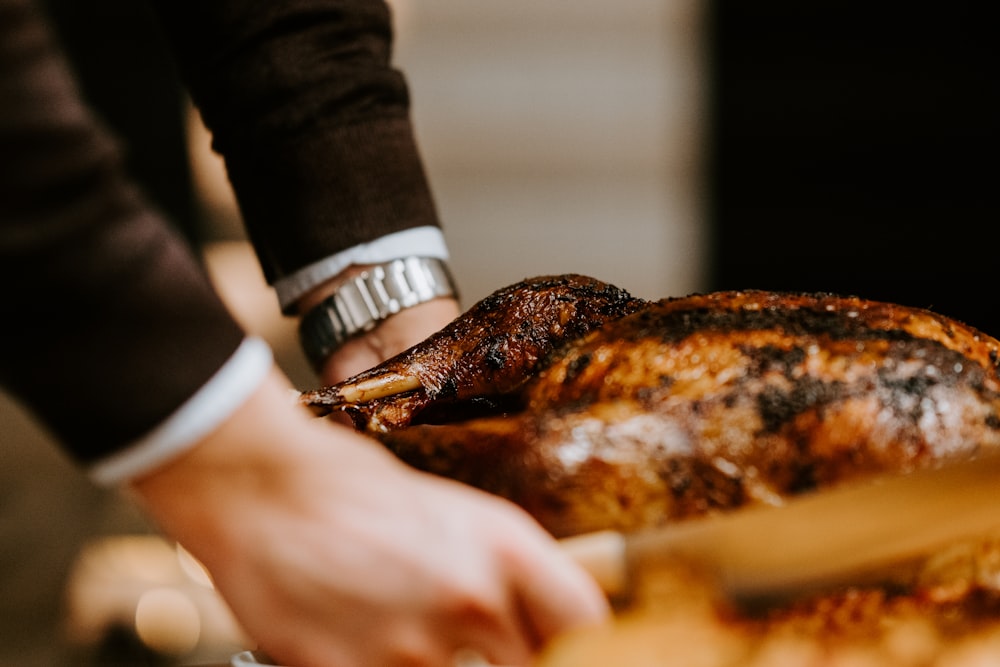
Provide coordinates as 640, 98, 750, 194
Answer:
561, 449, 1000, 604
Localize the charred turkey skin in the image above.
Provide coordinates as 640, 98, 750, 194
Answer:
301, 274, 646, 430
302, 279, 1000, 538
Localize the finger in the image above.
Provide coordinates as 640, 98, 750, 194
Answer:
437, 585, 536, 667
509, 536, 612, 647
320, 338, 384, 384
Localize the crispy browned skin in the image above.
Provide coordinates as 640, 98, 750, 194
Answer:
300, 274, 645, 429
303, 279, 1000, 538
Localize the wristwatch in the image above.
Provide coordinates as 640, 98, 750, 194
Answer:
298, 256, 457, 369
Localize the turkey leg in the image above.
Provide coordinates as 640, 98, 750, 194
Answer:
300, 274, 646, 430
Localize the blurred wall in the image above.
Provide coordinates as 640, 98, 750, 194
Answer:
390, 0, 707, 304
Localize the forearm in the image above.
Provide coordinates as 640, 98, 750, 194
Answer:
0, 0, 245, 462
148, 0, 442, 285
147, 0, 456, 380
279, 229, 460, 382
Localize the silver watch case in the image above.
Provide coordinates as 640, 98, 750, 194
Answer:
298, 256, 456, 369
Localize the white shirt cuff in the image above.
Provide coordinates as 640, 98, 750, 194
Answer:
88, 336, 274, 486
273, 226, 450, 313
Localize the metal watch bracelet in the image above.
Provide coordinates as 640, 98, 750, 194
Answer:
298, 256, 457, 370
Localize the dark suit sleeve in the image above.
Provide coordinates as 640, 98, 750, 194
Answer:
149, 0, 442, 285
0, 0, 439, 466
0, 0, 245, 465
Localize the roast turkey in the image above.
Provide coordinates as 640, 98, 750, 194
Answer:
301, 274, 1000, 538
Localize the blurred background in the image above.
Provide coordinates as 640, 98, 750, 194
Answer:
1, 0, 995, 664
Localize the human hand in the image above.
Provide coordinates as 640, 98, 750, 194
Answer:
295, 263, 461, 385
319, 297, 460, 384
131, 369, 609, 667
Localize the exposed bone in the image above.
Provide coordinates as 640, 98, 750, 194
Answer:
302, 372, 423, 415
341, 372, 423, 403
